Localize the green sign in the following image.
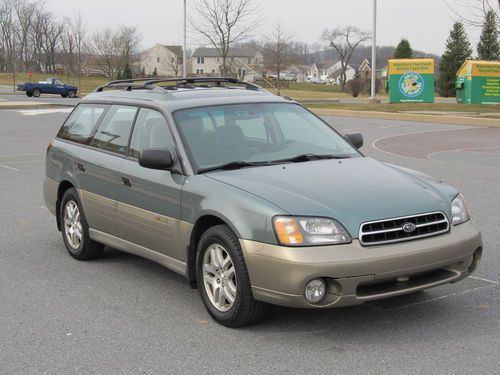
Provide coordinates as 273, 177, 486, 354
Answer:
456, 60, 500, 105
388, 59, 435, 103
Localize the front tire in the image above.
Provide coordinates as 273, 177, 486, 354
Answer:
196, 225, 267, 327
59, 188, 104, 260
67, 90, 76, 98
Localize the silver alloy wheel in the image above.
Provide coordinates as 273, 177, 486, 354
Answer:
63, 200, 83, 250
202, 243, 237, 312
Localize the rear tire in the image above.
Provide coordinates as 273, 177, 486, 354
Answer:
61, 93, 68, 98
196, 225, 267, 327
32, 88, 41, 98
26, 92, 33, 97
59, 188, 104, 260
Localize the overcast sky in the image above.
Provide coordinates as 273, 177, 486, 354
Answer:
44, 0, 490, 55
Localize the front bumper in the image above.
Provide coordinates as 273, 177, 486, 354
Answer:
240, 220, 482, 308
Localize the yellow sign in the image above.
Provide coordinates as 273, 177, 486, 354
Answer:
388, 59, 435, 75
471, 62, 500, 77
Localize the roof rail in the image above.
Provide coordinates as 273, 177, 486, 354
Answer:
94, 77, 263, 93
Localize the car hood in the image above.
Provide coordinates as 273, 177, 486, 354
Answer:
205, 157, 457, 238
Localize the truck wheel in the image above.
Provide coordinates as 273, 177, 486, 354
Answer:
59, 188, 104, 260
61, 93, 68, 98
32, 88, 41, 98
196, 224, 267, 327
26, 92, 33, 97
67, 90, 76, 98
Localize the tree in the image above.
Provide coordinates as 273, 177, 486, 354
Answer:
439, 22, 473, 97
191, 0, 261, 75
152, 66, 158, 77
322, 26, 371, 91
448, 0, 500, 28
262, 25, 291, 95
393, 38, 413, 58
121, 63, 132, 79
477, 10, 500, 60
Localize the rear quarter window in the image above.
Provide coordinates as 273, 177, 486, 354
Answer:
58, 104, 107, 144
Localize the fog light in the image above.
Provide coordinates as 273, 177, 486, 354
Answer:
468, 248, 482, 273
304, 278, 326, 304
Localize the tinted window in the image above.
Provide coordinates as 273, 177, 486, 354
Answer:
90, 106, 137, 154
129, 109, 175, 159
58, 104, 106, 144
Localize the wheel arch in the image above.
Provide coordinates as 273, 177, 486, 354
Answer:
56, 180, 75, 231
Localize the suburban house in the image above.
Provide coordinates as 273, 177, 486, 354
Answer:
309, 60, 355, 84
191, 47, 263, 82
357, 58, 388, 80
139, 44, 183, 77
284, 64, 311, 82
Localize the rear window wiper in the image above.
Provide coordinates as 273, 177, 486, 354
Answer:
198, 161, 272, 174
272, 153, 352, 164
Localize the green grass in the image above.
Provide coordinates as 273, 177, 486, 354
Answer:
0, 73, 108, 94
307, 102, 500, 114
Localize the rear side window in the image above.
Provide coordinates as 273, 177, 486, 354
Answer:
129, 108, 175, 159
58, 104, 107, 144
90, 105, 138, 155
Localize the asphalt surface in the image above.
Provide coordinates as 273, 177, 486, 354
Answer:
0, 108, 499, 374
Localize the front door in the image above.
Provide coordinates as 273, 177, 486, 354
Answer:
118, 108, 185, 262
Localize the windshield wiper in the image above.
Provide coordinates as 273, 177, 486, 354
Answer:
272, 153, 352, 164
198, 161, 271, 174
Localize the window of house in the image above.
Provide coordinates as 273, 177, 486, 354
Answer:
196, 68, 204, 75
212, 69, 215, 74
216, 57, 220, 63
157, 57, 160, 63
171, 56, 175, 63
90, 106, 138, 155
58, 104, 107, 144
197, 57, 205, 64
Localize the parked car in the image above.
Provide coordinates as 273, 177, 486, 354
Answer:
44, 77, 483, 327
17, 78, 78, 98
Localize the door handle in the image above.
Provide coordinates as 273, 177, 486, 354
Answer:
77, 162, 85, 172
121, 176, 132, 187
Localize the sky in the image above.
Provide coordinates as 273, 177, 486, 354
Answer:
43, 0, 492, 55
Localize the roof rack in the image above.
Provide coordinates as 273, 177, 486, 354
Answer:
94, 77, 263, 93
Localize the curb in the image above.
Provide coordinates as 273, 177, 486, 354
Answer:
0, 103, 75, 110
311, 108, 500, 128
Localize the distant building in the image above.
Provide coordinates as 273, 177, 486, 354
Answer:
139, 44, 183, 77
191, 47, 263, 82
284, 64, 311, 82
309, 60, 355, 84
357, 58, 388, 80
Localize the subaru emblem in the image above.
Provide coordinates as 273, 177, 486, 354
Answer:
402, 222, 417, 233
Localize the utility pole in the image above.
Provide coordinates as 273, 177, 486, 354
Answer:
183, 0, 187, 78
370, 0, 377, 101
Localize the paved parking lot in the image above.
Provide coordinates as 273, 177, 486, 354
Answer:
0, 109, 499, 374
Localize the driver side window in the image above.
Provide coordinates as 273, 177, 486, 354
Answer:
129, 108, 175, 159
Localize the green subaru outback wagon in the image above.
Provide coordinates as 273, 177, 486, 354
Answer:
44, 78, 482, 327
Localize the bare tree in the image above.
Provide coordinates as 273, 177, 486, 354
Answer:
263, 25, 291, 95
14, 0, 38, 72
39, 12, 64, 73
191, 0, 261, 75
0, 0, 16, 86
447, 0, 499, 27
71, 14, 87, 88
322, 26, 371, 91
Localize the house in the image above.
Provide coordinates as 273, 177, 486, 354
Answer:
284, 64, 311, 82
139, 44, 184, 77
191, 47, 263, 82
309, 60, 355, 84
357, 58, 388, 80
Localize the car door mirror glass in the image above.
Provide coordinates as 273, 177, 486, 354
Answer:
139, 148, 174, 170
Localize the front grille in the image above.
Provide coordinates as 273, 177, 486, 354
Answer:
359, 212, 449, 246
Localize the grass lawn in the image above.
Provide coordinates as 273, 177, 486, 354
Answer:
0, 73, 108, 94
307, 102, 500, 114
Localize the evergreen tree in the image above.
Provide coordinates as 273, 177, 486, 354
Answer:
477, 10, 500, 60
122, 63, 133, 79
393, 39, 413, 58
116, 69, 122, 80
439, 22, 472, 97
152, 67, 158, 77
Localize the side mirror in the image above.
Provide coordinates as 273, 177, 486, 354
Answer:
139, 148, 174, 170
345, 133, 364, 149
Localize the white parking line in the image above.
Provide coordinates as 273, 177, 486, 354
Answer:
470, 276, 499, 284
0, 163, 20, 171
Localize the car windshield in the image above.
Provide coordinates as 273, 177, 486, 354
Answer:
173, 103, 360, 172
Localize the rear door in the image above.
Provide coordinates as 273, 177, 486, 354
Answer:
117, 108, 185, 263
77, 105, 138, 237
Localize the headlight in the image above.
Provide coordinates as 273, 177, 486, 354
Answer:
451, 194, 470, 225
273, 216, 351, 246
